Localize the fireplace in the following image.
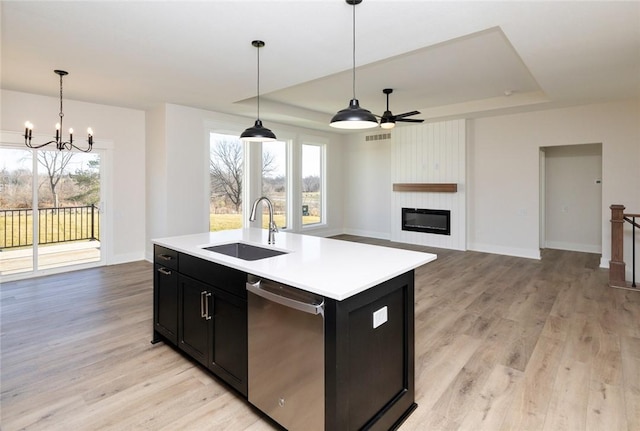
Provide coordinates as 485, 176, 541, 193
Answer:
402, 208, 451, 235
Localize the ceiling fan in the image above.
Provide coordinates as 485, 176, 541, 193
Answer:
378, 88, 424, 129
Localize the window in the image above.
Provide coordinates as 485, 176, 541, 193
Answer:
209, 132, 327, 232
301, 143, 323, 226
209, 133, 244, 231
261, 140, 288, 229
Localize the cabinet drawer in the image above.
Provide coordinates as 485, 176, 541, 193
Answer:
154, 263, 178, 345
179, 253, 246, 299
154, 245, 178, 270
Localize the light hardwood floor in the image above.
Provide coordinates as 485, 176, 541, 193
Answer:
1, 236, 638, 430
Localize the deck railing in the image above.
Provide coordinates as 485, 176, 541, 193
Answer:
609, 204, 638, 290
0, 205, 99, 250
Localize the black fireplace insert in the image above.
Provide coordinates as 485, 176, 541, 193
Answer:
402, 208, 450, 235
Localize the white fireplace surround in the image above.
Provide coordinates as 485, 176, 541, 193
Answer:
391, 119, 466, 251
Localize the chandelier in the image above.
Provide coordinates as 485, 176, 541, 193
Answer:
24, 70, 94, 152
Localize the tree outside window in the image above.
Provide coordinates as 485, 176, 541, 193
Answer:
210, 134, 244, 231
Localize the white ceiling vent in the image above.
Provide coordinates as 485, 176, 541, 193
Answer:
365, 133, 391, 142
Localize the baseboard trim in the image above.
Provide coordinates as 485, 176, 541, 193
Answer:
467, 242, 541, 260
342, 228, 391, 240
544, 241, 601, 254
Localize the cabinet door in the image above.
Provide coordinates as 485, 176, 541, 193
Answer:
154, 264, 178, 344
178, 275, 210, 367
209, 287, 248, 396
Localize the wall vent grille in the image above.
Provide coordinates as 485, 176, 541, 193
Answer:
365, 133, 391, 142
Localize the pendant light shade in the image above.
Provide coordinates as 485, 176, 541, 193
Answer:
241, 40, 276, 142
240, 119, 276, 142
330, 0, 378, 130
330, 99, 378, 130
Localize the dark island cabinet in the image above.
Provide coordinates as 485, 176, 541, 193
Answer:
153, 242, 418, 430
207, 286, 247, 394
177, 275, 210, 365
152, 246, 248, 397
153, 246, 179, 344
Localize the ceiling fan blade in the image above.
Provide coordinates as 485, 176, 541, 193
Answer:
394, 111, 420, 119
396, 118, 424, 123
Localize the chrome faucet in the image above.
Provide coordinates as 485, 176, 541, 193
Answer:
249, 196, 278, 244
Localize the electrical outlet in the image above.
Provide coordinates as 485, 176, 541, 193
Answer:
373, 306, 388, 329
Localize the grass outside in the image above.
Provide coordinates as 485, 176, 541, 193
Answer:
210, 192, 322, 231
209, 213, 320, 231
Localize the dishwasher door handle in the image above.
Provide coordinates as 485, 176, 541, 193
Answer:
247, 281, 324, 316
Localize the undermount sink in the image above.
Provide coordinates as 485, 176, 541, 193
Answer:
203, 242, 288, 261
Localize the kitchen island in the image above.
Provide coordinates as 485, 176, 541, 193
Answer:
152, 229, 436, 431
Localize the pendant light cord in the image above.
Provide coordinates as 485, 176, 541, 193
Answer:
352, 0, 356, 100
256, 44, 261, 120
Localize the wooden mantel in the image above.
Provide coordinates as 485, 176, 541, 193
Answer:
393, 183, 458, 193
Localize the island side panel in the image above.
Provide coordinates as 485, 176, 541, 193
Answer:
325, 270, 416, 431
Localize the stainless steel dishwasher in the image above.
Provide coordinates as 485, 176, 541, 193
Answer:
246, 275, 324, 431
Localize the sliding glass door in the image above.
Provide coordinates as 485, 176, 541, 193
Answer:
0, 146, 103, 277
0, 148, 34, 274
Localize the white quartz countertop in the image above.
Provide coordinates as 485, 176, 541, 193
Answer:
153, 229, 437, 301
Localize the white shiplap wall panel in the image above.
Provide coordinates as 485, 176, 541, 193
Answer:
391, 119, 466, 250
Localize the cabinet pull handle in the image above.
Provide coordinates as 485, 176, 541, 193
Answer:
159, 254, 173, 261
157, 267, 172, 276
205, 292, 212, 320
200, 291, 207, 318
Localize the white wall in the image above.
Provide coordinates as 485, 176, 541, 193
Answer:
1, 89, 146, 265
145, 103, 345, 259
343, 133, 392, 239
6, 89, 637, 280
343, 121, 467, 250
543, 144, 602, 253
343, 99, 639, 279
145, 104, 168, 249
469, 99, 640, 273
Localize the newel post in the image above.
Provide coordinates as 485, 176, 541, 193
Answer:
610, 204, 626, 287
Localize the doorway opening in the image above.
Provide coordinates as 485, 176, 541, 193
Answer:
539, 143, 602, 254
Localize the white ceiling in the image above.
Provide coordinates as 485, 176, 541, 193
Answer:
2, 0, 639, 133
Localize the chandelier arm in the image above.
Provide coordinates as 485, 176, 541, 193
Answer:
25, 138, 92, 152
68, 142, 93, 153
25, 139, 59, 149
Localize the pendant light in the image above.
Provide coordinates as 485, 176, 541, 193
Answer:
330, 0, 378, 130
241, 40, 276, 142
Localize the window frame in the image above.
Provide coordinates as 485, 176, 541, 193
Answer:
300, 138, 327, 230
260, 138, 291, 231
